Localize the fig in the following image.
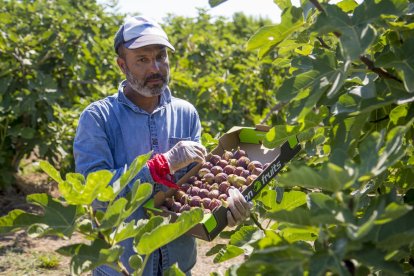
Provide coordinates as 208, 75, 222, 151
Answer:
209, 154, 221, 165
179, 194, 189, 205
180, 183, 191, 193
201, 162, 213, 170
175, 190, 186, 201
227, 174, 238, 186
263, 162, 271, 170
211, 166, 223, 175
229, 158, 238, 166
223, 164, 236, 175
218, 194, 228, 201
187, 176, 198, 184
198, 168, 210, 178
234, 176, 246, 188
234, 166, 244, 176
241, 169, 250, 179
164, 198, 175, 209
209, 198, 222, 211
233, 147, 246, 159
222, 150, 233, 161
208, 189, 220, 199
237, 156, 251, 169
203, 172, 215, 184
246, 175, 258, 185
198, 188, 210, 198
201, 197, 212, 209
219, 181, 230, 194
188, 186, 200, 196
247, 160, 263, 172
179, 204, 191, 213
172, 202, 182, 213
214, 172, 228, 183
209, 183, 219, 191
190, 196, 202, 207
217, 159, 228, 169
251, 167, 263, 176
193, 180, 203, 188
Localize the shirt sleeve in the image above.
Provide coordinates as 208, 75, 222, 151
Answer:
73, 105, 155, 200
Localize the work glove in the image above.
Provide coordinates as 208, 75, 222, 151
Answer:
163, 141, 207, 174
227, 187, 253, 227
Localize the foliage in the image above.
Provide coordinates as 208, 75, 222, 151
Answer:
0, 152, 203, 275
164, 12, 282, 135
206, 0, 414, 275
0, 0, 123, 190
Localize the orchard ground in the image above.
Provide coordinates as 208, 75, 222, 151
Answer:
0, 170, 243, 276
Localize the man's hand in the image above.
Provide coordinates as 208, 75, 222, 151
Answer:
227, 188, 253, 227
163, 141, 207, 174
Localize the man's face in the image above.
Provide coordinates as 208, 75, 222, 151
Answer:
120, 45, 170, 97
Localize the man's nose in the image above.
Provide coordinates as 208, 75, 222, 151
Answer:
149, 59, 161, 72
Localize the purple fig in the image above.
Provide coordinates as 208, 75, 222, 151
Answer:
164, 198, 175, 209
218, 194, 228, 201
193, 180, 203, 187
234, 167, 244, 176
187, 176, 198, 184
209, 183, 219, 190
217, 159, 229, 169
179, 204, 191, 213
198, 168, 210, 178
247, 160, 263, 172
190, 196, 202, 207
222, 150, 234, 161
179, 194, 189, 205
241, 169, 250, 179
203, 172, 215, 184
198, 188, 210, 198
201, 197, 212, 209
209, 154, 221, 165
188, 186, 200, 196
211, 166, 223, 175
219, 181, 231, 194
208, 189, 220, 199
251, 167, 263, 176
172, 202, 182, 213
209, 198, 222, 211
201, 162, 213, 170
214, 172, 228, 183
223, 165, 236, 175
180, 183, 191, 193
237, 156, 251, 169
233, 147, 246, 159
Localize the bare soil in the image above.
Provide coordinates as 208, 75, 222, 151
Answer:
0, 173, 242, 276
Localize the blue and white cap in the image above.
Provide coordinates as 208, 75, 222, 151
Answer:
114, 16, 175, 54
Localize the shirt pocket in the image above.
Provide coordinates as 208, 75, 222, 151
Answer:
168, 136, 192, 180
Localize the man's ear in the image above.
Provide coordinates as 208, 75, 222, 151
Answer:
117, 57, 127, 74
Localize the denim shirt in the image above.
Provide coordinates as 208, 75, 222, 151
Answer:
73, 81, 201, 275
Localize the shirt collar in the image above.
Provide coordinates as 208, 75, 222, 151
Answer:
117, 80, 172, 114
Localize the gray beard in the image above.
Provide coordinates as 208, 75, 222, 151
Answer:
126, 69, 169, 98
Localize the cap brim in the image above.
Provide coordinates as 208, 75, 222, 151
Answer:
124, 35, 175, 52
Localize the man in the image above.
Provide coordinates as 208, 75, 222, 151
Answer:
74, 16, 251, 276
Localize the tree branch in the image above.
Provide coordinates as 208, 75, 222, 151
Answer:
260, 101, 287, 124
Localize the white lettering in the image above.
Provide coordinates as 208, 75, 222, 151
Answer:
260, 161, 282, 184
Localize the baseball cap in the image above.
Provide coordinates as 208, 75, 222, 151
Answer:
114, 16, 175, 54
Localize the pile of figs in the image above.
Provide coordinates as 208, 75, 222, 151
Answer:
161, 147, 270, 214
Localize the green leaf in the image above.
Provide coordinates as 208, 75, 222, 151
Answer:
280, 226, 319, 243
352, 246, 405, 274
208, 0, 228, 8
133, 216, 166, 245
213, 244, 244, 263
309, 250, 348, 276
358, 123, 412, 181
273, 0, 292, 10
307, 193, 342, 224
125, 183, 153, 216
376, 37, 414, 92
260, 190, 307, 212
230, 226, 264, 247
99, 198, 128, 230
40, 160, 64, 184
0, 194, 77, 237
268, 207, 313, 226
389, 104, 408, 125
277, 163, 354, 192
337, 0, 359, 12
112, 152, 152, 197
352, 0, 408, 25
163, 263, 186, 276
136, 208, 203, 255
374, 202, 412, 224
247, 7, 304, 58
